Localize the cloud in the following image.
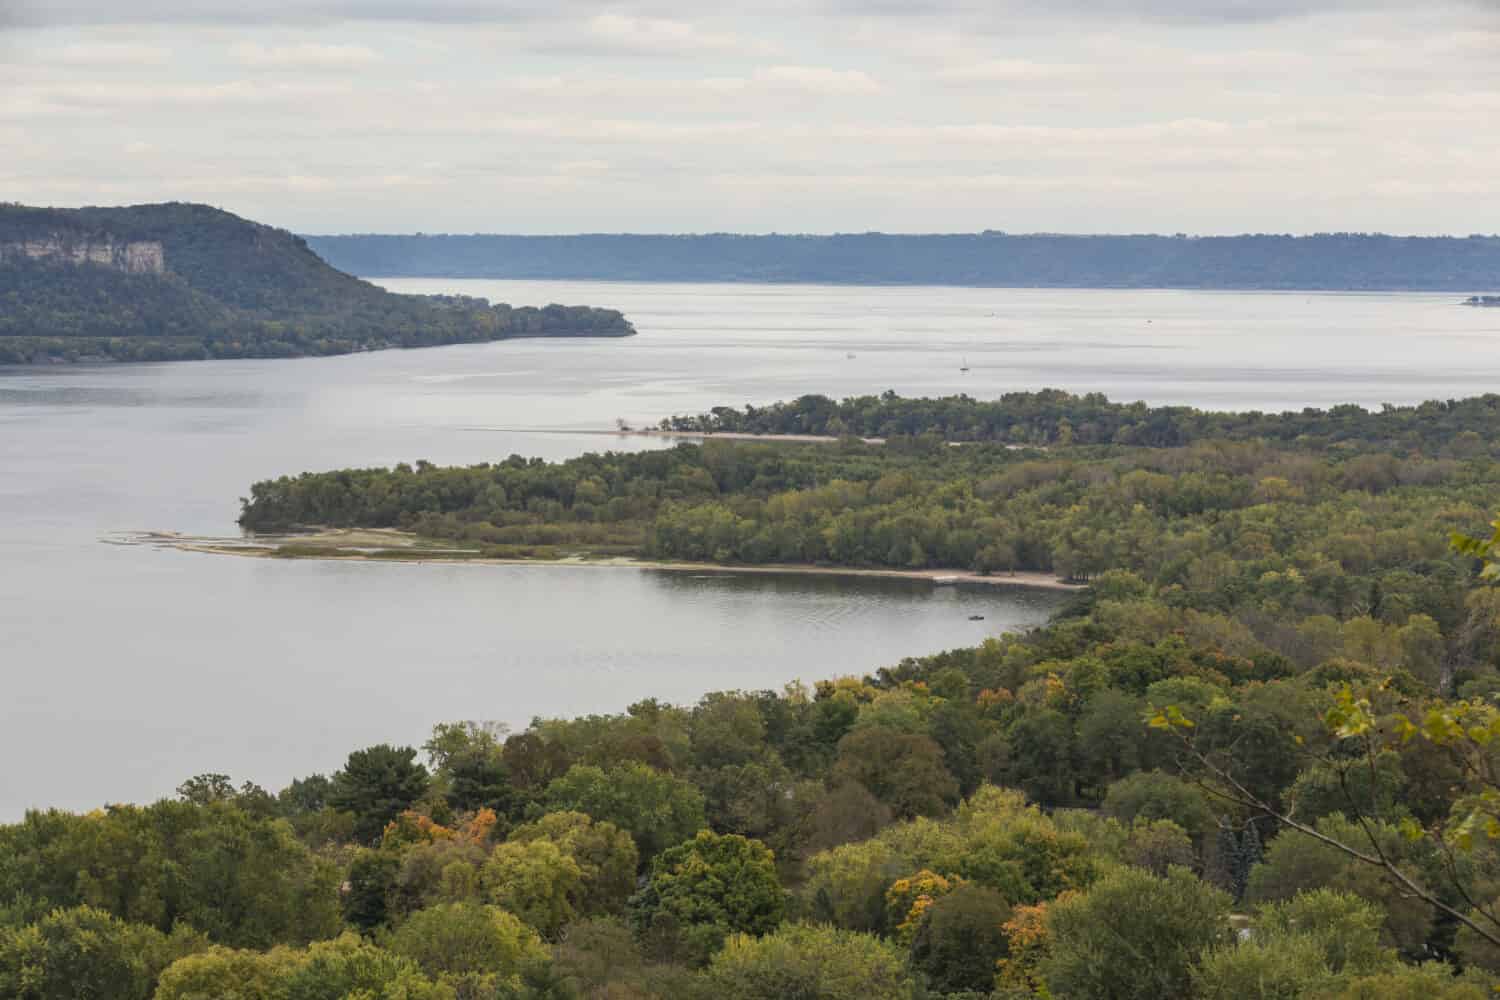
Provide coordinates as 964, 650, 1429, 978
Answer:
570, 14, 756, 55
829, 0, 1482, 25
11, 0, 1478, 29
4, 0, 551, 27
936, 59, 1082, 83
55, 42, 171, 65
755, 65, 880, 95
230, 42, 380, 68
3, 0, 1496, 236
24, 80, 355, 110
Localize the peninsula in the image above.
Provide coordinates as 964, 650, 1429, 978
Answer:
0, 202, 634, 364
229, 390, 1500, 585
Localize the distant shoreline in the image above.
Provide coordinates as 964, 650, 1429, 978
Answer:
122, 529, 1082, 592
310, 230, 1500, 294
622, 429, 886, 445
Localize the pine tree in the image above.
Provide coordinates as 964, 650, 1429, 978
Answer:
1230, 822, 1263, 903
1205, 825, 1238, 898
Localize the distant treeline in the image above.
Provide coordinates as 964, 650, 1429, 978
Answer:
663, 390, 1500, 452
306, 231, 1500, 291
0, 202, 634, 364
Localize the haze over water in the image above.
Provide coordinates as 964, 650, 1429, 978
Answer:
3, 281, 1497, 817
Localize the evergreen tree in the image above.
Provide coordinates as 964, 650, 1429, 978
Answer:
1231, 823, 1264, 905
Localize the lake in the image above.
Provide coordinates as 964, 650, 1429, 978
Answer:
3, 281, 1497, 817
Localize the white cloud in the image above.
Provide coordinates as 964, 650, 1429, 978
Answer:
2, 1, 1497, 234
5, 0, 1487, 29
755, 65, 880, 95
576, 14, 759, 56
176, 172, 441, 193
55, 41, 170, 65
28, 80, 355, 109
231, 41, 380, 68
936, 59, 1082, 83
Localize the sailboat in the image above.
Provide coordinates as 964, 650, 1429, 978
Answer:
959, 356, 970, 372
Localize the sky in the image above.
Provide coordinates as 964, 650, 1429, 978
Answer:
2, 0, 1497, 235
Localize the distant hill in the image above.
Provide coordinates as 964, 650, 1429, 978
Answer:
0, 203, 633, 365
304, 231, 1500, 292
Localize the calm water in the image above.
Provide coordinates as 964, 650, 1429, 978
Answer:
3, 282, 1496, 817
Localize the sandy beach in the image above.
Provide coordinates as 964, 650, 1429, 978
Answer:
121, 528, 1082, 592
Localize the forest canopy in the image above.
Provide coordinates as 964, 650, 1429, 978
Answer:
10, 389, 1500, 997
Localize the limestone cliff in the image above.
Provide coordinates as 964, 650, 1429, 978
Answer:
0, 235, 165, 274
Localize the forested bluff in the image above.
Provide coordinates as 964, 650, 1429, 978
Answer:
9, 390, 1500, 999
0, 203, 633, 364
306, 230, 1500, 292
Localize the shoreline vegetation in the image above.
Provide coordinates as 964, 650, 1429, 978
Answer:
124, 528, 1081, 591
231, 389, 1500, 588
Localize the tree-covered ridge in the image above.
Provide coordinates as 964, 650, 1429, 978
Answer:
306, 230, 1500, 291
0, 202, 634, 364
663, 389, 1500, 451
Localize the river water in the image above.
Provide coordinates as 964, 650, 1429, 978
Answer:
2, 282, 1496, 817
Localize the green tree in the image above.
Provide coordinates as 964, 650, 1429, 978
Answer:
508, 811, 638, 916
542, 763, 705, 861
1194, 890, 1395, 999
909, 884, 1011, 994
547, 916, 702, 999
1285, 753, 1408, 826
1042, 865, 1231, 1000
1246, 815, 1434, 956
345, 848, 400, 932
831, 726, 958, 819
281, 933, 451, 1000
1101, 770, 1214, 839
153, 934, 451, 1000
1, 800, 340, 949
704, 923, 915, 1000
330, 745, 430, 845
385, 902, 545, 981
481, 839, 583, 939
1314, 964, 1497, 999
0, 906, 205, 1000
800, 837, 901, 933
1125, 818, 1197, 876
153, 946, 293, 1000
630, 830, 785, 964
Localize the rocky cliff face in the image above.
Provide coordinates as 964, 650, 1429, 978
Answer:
0, 235, 165, 274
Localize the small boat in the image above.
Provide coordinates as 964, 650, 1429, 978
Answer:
968, 614, 985, 621
933, 575, 960, 586
846, 352, 856, 359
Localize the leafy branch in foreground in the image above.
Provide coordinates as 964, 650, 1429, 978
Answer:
1148, 518, 1500, 951
1454, 515, 1500, 582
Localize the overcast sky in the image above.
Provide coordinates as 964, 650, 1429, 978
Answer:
2, 0, 1497, 235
